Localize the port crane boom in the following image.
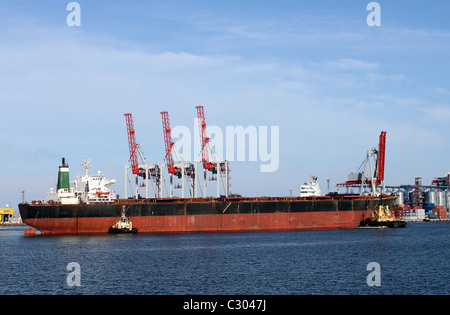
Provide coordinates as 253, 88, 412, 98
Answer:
124, 113, 160, 198
337, 131, 387, 196
377, 131, 386, 184
161, 111, 180, 176
124, 113, 140, 176
195, 105, 230, 197
160, 111, 195, 198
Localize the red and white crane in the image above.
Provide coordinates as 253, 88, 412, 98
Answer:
195, 105, 229, 197
377, 131, 386, 186
160, 111, 195, 198
337, 131, 387, 196
124, 113, 160, 198
124, 113, 140, 176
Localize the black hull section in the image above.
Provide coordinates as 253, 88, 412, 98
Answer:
360, 218, 407, 228
108, 227, 138, 234
18, 195, 398, 234
20, 195, 397, 220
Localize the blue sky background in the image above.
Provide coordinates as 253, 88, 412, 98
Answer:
1, 0, 449, 208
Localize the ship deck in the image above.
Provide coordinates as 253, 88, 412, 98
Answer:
115, 194, 395, 204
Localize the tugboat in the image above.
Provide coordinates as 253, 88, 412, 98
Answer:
108, 206, 138, 234
360, 205, 407, 228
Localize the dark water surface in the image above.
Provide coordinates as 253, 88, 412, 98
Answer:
0, 222, 448, 295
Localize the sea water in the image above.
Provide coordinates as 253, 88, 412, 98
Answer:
0, 222, 448, 295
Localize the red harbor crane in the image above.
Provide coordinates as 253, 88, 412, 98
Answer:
160, 111, 195, 198
337, 131, 387, 195
195, 105, 229, 197
196, 105, 212, 171
160, 111, 180, 176
124, 113, 160, 198
124, 113, 140, 175
377, 131, 386, 185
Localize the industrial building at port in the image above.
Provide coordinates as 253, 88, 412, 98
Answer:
0, 208, 13, 223
334, 131, 449, 222
387, 175, 450, 221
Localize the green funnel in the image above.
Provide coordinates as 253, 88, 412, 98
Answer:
57, 158, 70, 191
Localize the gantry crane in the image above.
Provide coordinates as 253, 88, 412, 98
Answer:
337, 131, 387, 196
160, 111, 195, 198
195, 105, 230, 197
124, 113, 160, 199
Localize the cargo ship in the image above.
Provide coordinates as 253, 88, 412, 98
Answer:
18, 158, 397, 235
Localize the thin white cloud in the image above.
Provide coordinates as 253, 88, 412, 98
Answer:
323, 59, 379, 71
421, 105, 450, 123
434, 88, 450, 95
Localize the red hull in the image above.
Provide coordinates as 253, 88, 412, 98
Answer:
24, 210, 372, 235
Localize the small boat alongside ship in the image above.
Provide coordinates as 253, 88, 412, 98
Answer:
108, 206, 138, 234
359, 205, 406, 228
109, 216, 138, 234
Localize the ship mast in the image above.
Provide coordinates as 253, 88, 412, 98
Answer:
81, 157, 91, 177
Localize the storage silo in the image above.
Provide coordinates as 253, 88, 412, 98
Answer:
423, 189, 436, 212
408, 191, 414, 204
394, 189, 404, 205
424, 189, 436, 204
446, 190, 450, 210
437, 191, 446, 207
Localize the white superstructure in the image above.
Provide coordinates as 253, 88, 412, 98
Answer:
300, 176, 321, 197
46, 157, 116, 204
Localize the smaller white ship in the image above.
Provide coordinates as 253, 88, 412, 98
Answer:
300, 176, 321, 197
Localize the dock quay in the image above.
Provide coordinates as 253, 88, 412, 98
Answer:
0, 222, 26, 226
402, 218, 450, 222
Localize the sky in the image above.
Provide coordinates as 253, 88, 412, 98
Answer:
1, 0, 449, 209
